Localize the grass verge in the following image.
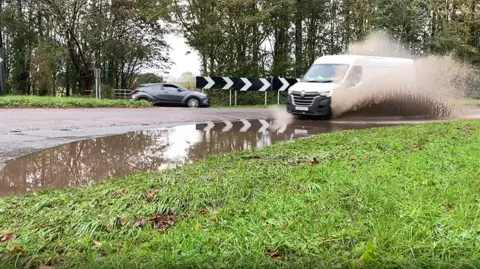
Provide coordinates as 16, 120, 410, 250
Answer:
1, 120, 480, 268
213, 105, 281, 108
0, 95, 151, 108
466, 99, 480, 106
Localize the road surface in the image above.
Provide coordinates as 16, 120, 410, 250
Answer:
1, 106, 479, 162
0, 107, 274, 162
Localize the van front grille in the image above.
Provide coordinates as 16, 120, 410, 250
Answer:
291, 92, 318, 106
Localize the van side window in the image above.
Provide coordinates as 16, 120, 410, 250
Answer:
347, 66, 362, 86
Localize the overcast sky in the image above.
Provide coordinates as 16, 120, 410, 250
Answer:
143, 34, 201, 81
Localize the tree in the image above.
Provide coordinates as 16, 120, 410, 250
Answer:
0, 0, 172, 95
134, 73, 164, 86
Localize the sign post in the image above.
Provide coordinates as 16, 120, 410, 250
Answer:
94, 68, 101, 99
0, 48, 6, 96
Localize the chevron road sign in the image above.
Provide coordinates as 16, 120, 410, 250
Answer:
196, 76, 299, 92
273, 78, 300, 92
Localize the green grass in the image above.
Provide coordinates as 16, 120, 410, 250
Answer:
0, 95, 151, 108
466, 99, 480, 106
213, 104, 281, 108
1, 120, 480, 268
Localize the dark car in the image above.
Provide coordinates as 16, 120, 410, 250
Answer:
131, 83, 210, 108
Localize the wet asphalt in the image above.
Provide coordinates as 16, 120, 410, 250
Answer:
1, 106, 480, 164
0, 107, 274, 162
1, 106, 480, 197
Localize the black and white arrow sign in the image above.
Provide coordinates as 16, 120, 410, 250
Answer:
259, 78, 271, 92
196, 76, 298, 91
222, 77, 233, 90
239, 78, 253, 91
272, 77, 299, 92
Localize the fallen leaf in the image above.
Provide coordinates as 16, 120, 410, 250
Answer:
199, 209, 208, 215
210, 215, 217, 222
151, 214, 178, 232
352, 167, 357, 173
264, 248, 285, 261
350, 156, 357, 161
0, 233, 16, 242
195, 222, 202, 231
115, 217, 129, 228
241, 155, 261, 160
146, 189, 157, 202
11, 246, 24, 254
133, 218, 146, 228
93, 240, 103, 247
445, 203, 454, 213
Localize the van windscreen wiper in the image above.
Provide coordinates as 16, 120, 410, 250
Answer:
305, 79, 333, 83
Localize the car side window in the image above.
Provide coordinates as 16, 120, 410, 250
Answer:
152, 85, 164, 90
164, 85, 182, 91
346, 66, 362, 86
164, 86, 177, 91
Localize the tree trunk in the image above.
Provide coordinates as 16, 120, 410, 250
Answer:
0, 0, 3, 49
469, 0, 477, 47
295, 0, 303, 77
66, 64, 71, 96
79, 71, 93, 96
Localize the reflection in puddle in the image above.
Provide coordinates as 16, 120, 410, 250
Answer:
0, 118, 396, 197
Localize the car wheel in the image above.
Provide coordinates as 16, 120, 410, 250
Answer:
138, 97, 151, 102
187, 98, 200, 108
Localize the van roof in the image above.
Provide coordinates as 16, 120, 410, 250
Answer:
313, 54, 414, 67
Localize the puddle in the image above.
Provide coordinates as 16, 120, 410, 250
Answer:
0, 118, 398, 197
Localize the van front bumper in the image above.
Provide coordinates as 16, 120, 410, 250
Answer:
286, 94, 332, 116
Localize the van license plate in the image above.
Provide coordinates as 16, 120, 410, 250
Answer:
295, 106, 308, 111
295, 129, 308, 135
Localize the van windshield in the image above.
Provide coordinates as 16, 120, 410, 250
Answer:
302, 64, 349, 83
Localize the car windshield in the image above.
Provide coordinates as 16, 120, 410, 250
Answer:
302, 64, 349, 83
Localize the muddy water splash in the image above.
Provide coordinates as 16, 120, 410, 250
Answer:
331, 31, 473, 119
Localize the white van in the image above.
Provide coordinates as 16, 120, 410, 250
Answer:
286, 54, 415, 117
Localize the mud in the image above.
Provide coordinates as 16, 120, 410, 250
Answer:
0, 118, 398, 197
330, 31, 474, 119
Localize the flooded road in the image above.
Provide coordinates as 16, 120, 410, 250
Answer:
0, 118, 399, 197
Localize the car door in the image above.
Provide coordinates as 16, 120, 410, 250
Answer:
162, 84, 187, 103
147, 85, 167, 102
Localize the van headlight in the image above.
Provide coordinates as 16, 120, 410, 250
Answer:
318, 91, 332, 97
